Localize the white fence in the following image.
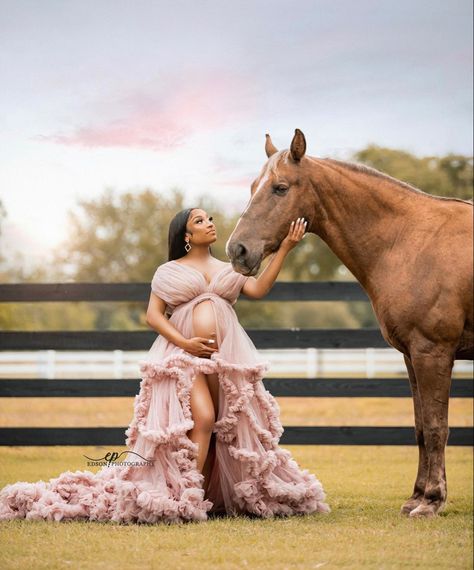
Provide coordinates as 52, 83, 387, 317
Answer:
0, 349, 472, 379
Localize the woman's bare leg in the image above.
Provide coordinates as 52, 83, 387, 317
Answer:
187, 371, 216, 473
201, 372, 220, 489
189, 300, 220, 487
206, 371, 220, 412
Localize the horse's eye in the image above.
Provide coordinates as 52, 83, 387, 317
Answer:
272, 185, 289, 196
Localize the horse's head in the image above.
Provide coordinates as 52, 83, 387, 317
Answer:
226, 128, 315, 275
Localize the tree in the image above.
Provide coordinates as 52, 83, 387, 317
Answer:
47, 186, 351, 329
353, 146, 473, 200
3, 145, 470, 331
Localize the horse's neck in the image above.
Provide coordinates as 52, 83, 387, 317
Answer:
309, 159, 421, 291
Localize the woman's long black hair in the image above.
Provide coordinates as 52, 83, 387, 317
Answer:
167, 208, 212, 261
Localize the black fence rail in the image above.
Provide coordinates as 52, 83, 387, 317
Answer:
0, 281, 371, 302
1, 281, 472, 446
0, 329, 389, 350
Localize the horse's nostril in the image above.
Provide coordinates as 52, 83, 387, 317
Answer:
236, 243, 247, 258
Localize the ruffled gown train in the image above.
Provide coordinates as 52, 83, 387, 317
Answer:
0, 261, 329, 523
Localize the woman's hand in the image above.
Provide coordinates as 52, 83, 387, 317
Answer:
181, 335, 218, 358
241, 217, 308, 299
279, 217, 307, 252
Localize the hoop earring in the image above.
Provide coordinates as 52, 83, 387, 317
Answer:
184, 241, 191, 253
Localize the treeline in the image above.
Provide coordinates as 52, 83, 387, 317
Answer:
0, 146, 472, 331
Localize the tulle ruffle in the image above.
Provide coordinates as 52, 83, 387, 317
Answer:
0, 350, 329, 523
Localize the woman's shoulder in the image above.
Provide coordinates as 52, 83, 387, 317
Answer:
155, 260, 179, 270
152, 261, 175, 279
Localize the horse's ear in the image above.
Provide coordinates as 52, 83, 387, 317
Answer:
290, 128, 306, 162
265, 134, 278, 158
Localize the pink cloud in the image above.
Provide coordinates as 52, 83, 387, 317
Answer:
36, 70, 253, 151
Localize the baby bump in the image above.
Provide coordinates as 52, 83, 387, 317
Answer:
192, 299, 219, 351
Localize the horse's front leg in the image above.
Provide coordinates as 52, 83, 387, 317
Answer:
400, 354, 429, 515
408, 346, 453, 517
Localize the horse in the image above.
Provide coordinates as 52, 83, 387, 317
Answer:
225, 129, 473, 518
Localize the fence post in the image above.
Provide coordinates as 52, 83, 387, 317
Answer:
36, 350, 55, 379
113, 349, 123, 379
46, 350, 56, 379
366, 348, 376, 378
306, 347, 318, 378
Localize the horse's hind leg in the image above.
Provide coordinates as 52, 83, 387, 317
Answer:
408, 347, 453, 518
400, 355, 429, 515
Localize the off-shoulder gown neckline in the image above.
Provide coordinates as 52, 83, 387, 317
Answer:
169, 259, 231, 287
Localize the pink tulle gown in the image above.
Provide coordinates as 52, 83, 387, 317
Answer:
0, 261, 330, 523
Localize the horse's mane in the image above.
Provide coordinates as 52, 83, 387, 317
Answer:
323, 157, 472, 205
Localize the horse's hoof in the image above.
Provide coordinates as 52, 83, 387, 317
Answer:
400, 497, 423, 515
408, 502, 439, 518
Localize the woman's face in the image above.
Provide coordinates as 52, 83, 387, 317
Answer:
186, 209, 217, 245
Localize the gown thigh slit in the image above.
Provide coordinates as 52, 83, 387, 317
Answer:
0, 261, 330, 524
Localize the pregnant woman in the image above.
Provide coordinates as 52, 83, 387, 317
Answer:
0, 207, 329, 524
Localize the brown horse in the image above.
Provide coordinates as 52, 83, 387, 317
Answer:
226, 129, 473, 517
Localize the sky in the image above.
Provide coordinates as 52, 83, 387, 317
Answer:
0, 0, 472, 268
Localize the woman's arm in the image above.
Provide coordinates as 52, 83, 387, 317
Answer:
145, 293, 188, 348
241, 217, 307, 299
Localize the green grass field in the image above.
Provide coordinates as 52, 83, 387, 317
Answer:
0, 445, 472, 570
